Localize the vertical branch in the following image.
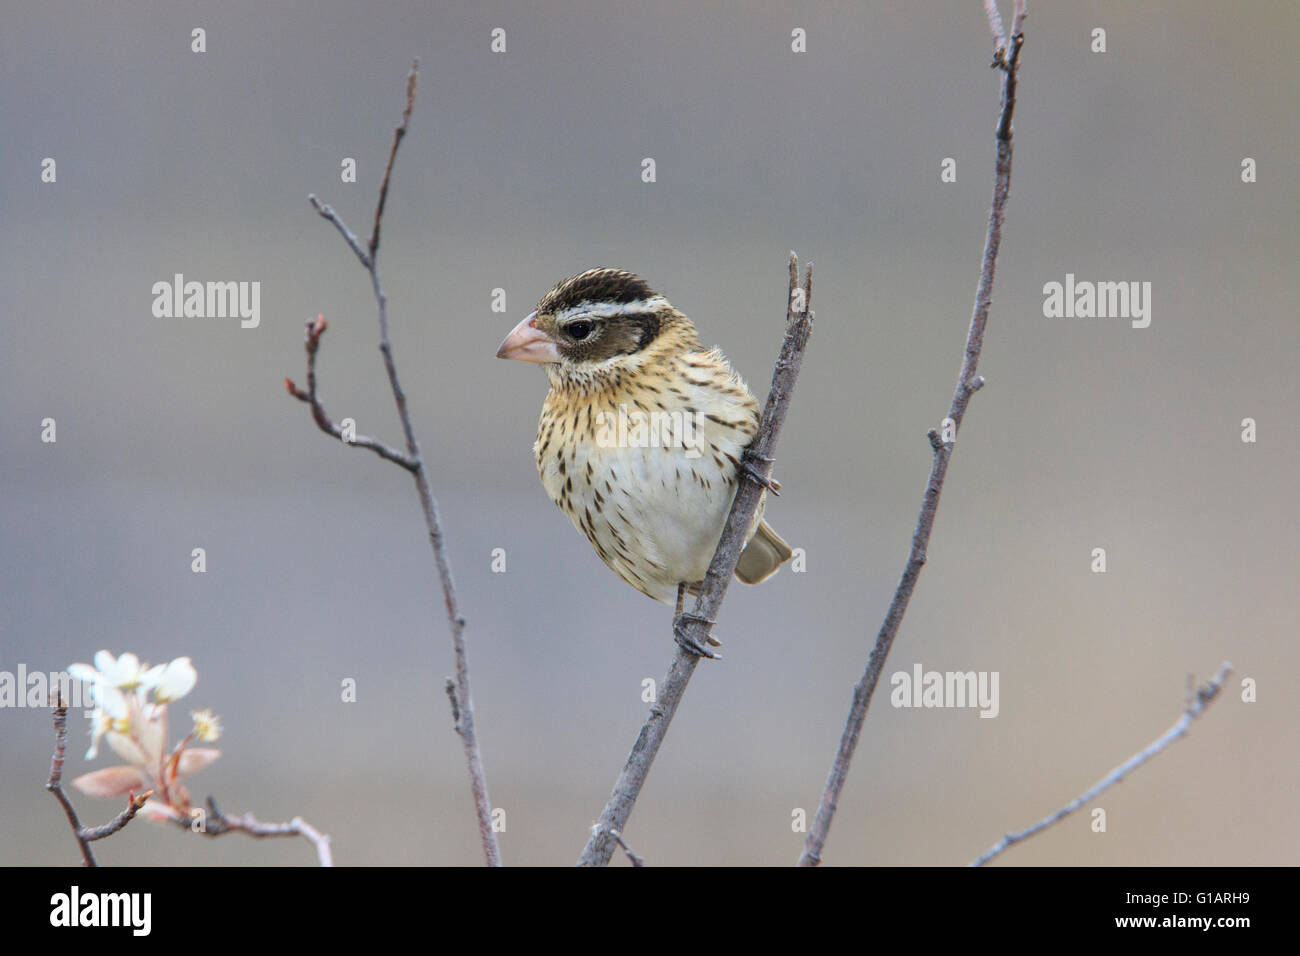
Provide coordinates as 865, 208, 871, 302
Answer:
578, 255, 815, 867
47, 702, 97, 866
369, 67, 417, 262
46, 699, 152, 865
982, 0, 1006, 51
294, 61, 501, 866
798, 20, 1025, 867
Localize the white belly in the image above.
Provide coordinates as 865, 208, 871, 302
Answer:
537, 394, 761, 602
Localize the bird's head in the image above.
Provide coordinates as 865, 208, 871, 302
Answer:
496, 269, 699, 389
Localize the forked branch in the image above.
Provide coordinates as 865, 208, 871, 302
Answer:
162, 796, 334, 867
287, 60, 501, 867
46, 701, 151, 867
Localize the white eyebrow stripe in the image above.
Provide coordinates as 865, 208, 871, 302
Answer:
555, 297, 667, 322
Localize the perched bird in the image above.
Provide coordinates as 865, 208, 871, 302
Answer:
496, 268, 791, 649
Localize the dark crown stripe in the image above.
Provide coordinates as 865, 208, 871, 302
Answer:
542, 268, 656, 314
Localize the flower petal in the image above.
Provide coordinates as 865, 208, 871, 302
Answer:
152, 657, 197, 703
67, 663, 100, 683
71, 765, 149, 799
138, 799, 183, 823
104, 652, 144, 688
176, 747, 221, 776
93, 684, 130, 719
106, 730, 151, 770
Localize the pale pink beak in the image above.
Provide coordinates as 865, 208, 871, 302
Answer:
496, 311, 561, 364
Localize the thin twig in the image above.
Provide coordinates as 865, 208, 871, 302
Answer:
309, 198, 371, 269
285, 314, 419, 470
798, 23, 1025, 867
577, 254, 815, 867
46, 702, 96, 865
46, 701, 150, 865
289, 61, 501, 866
983, 0, 1027, 56
168, 796, 334, 867
982, 0, 1006, 50
81, 791, 152, 842
609, 828, 645, 867
970, 663, 1233, 866
1011, 0, 1028, 43
444, 678, 462, 730
370, 67, 416, 261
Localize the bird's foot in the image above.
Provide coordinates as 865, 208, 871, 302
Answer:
673, 611, 722, 659
740, 449, 782, 496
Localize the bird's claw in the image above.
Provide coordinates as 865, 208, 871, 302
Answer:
740, 450, 782, 496
673, 612, 722, 659
674, 627, 722, 659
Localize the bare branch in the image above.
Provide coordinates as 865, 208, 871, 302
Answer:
799, 24, 1026, 867
165, 796, 334, 867
444, 677, 462, 730
289, 61, 501, 866
46, 701, 150, 865
82, 791, 152, 843
46, 702, 97, 866
577, 253, 816, 867
370, 63, 417, 261
308, 196, 371, 270
1011, 0, 1028, 41
285, 313, 419, 471
970, 663, 1233, 866
983, 0, 1007, 50
609, 828, 645, 867
983, 0, 1027, 57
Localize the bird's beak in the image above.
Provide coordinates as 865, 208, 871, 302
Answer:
496, 311, 560, 363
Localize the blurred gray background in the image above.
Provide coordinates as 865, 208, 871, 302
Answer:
2, 1, 1296, 866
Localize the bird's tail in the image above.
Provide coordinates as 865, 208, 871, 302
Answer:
734, 520, 793, 585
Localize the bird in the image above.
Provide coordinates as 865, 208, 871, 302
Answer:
496, 268, 792, 654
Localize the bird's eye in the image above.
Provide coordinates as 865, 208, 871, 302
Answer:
566, 319, 595, 341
